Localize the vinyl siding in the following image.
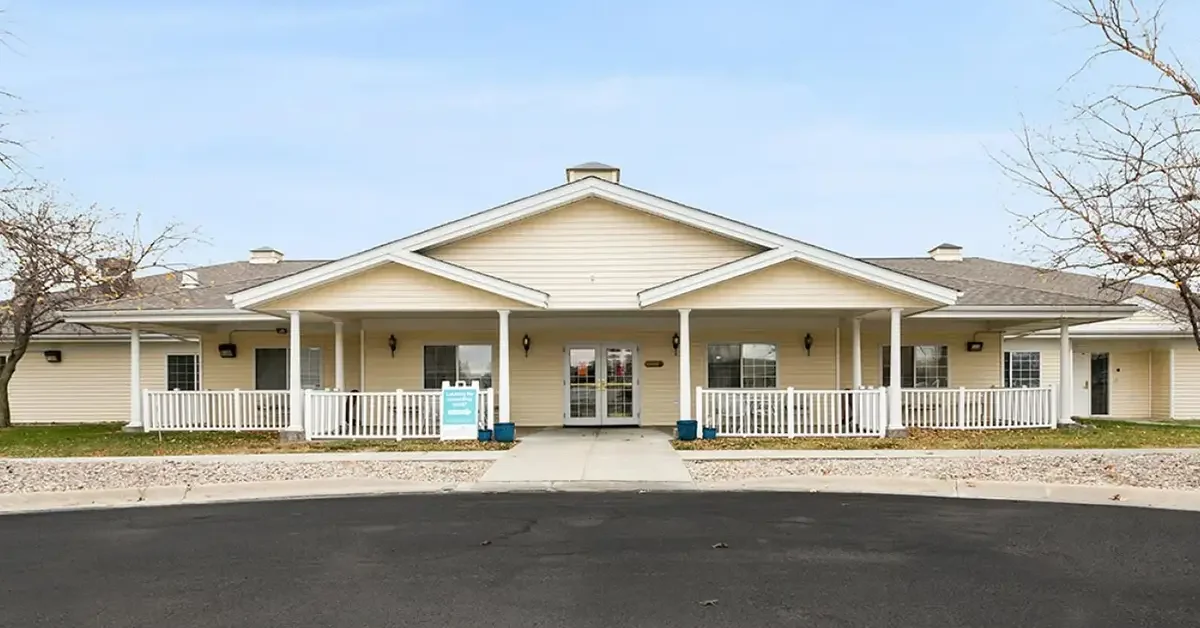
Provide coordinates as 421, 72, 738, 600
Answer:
427, 197, 763, 309
656, 261, 933, 310
3, 340, 197, 423
1150, 349, 1172, 420
1005, 338, 1154, 418
1172, 342, 1200, 419
199, 331, 361, 391
263, 263, 529, 312
839, 327, 1003, 389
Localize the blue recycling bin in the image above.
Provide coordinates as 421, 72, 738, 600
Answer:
494, 422, 516, 443
676, 419, 698, 441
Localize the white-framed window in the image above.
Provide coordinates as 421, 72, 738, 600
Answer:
706, 343, 778, 389
1004, 351, 1041, 388
423, 345, 492, 390
166, 354, 199, 391
253, 347, 323, 390
882, 345, 949, 388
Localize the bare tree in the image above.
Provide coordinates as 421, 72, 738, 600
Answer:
1002, 0, 1200, 347
0, 183, 191, 427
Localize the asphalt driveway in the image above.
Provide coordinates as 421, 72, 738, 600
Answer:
1, 492, 1198, 627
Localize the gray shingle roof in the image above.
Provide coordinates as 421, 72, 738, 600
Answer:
568, 161, 618, 170
75, 260, 328, 311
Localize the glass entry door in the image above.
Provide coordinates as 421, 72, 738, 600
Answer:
564, 344, 639, 426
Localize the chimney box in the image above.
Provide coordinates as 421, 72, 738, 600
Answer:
249, 247, 284, 264
565, 161, 620, 184
928, 243, 964, 262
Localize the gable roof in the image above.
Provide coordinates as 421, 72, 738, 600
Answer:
229, 176, 961, 309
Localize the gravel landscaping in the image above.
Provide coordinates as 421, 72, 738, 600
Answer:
0, 460, 492, 493
686, 452, 1200, 491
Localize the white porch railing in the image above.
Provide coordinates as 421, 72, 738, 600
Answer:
696, 387, 888, 437
901, 387, 1056, 429
143, 390, 290, 431
304, 388, 495, 440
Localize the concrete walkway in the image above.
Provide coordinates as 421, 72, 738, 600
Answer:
480, 428, 692, 483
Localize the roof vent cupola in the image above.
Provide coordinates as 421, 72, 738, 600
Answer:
249, 247, 284, 265
566, 161, 620, 184
928, 243, 964, 262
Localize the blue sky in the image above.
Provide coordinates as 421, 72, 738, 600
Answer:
3, 0, 1196, 266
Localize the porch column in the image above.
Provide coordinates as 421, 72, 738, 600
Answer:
127, 324, 142, 430
679, 309, 692, 421
887, 308, 903, 432
497, 310, 511, 423
851, 316, 863, 389
333, 320, 345, 391
287, 310, 303, 432
359, 327, 366, 390
1059, 319, 1072, 425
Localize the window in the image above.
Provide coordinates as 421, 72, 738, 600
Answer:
882, 345, 949, 388
166, 354, 199, 391
707, 343, 778, 389
423, 345, 492, 390
1004, 351, 1041, 388
253, 348, 323, 390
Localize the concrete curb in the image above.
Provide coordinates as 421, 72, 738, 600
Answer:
1, 451, 507, 464
678, 448, 1200, 460
698, 475, 1200, 511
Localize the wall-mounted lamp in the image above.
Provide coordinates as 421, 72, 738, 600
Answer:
966, 341, 984, 352
522, 334, 532, 357
671, 332, 681, 356
43, 350, 62, 363
217, 343, 238, 358
388, 334, 397, 358
803, 333, 814, 356
275, 327, 288, 335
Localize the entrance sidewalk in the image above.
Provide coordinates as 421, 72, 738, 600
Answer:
480, 428, 692, 483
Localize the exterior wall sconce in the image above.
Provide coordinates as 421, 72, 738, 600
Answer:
803, 333, 814, 356
217, 343, 238, 358
43, 350, 62, 363
522, 334, 531, 357
388, 334, 397, 358
671, 332, 680, 356
966, 341, 984, 352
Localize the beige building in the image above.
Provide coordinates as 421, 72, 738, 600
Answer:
11, 162, 1196, 434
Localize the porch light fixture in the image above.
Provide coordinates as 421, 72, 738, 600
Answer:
671, 332, 680, 356
217, 343, 237, 358
43, 350, 62, 363
522, 334, 531, 357
275, 327, 287, 335
388, 334, 397, 358
803, 333, 814, 356
966, 341, 984, 352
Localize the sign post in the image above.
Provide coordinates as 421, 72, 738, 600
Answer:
440, 381, 479, 440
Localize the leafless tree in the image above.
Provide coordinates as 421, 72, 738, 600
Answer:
1002, 0, 1200, 347
0, 183, 192, 427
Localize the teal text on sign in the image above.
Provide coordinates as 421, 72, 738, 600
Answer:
441, 388, 478, 426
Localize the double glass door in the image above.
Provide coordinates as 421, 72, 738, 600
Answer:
564, 344, 638, 426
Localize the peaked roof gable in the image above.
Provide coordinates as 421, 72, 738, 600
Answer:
229, 176, 960, 309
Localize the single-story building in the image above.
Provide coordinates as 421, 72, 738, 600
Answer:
8, 162, 1196, 436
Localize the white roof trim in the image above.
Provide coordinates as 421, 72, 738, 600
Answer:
62, 309, 283, 325
229, 250, 549, 310
638, 248, 958, 307
914, 305, 1142, 320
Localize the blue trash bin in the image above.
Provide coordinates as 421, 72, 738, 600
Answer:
676, 419, 698, 441
494, 422, 516, 443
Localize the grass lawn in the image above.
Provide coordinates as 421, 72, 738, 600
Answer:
0, 423, 513, 458
674, 419, 1200, 450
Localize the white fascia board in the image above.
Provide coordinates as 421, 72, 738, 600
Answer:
384, 251, 549, 308
61, 309, 282, 325
229, 256, 391, 309
915, 305, 1142, 320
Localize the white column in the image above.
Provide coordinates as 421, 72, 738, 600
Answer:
127, 324, 142, 429
834, 325, 841, 389
333, 320, 345, 391
851, 316, 863, 390
679, 309, 692, 421
288, 310, 302, 431
359, 327, 366, 390
888, 308, 903, 431
498, 310, 511, 424
1059, 319, 1072, 424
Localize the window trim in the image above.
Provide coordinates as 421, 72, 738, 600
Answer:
421, 343, 495, 391
1003, 350, 1042, 388
705, 342, 780, 389
164, 353, 200, 391
879, 344, 951, 389
251, 346, 324, 391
